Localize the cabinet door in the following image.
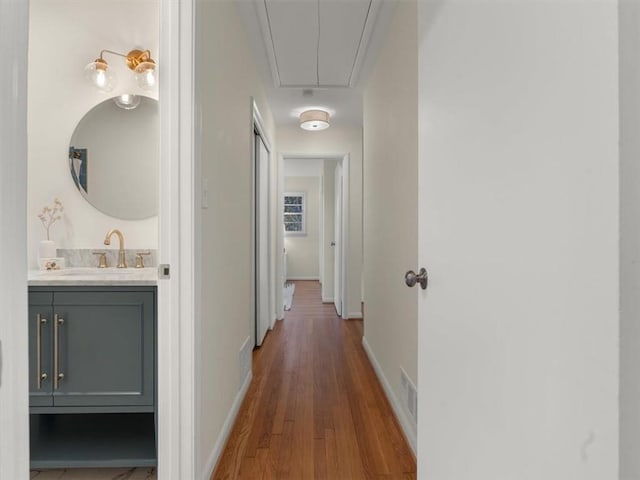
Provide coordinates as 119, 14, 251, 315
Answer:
52, 291, 155, 407
28, 292, 53, 407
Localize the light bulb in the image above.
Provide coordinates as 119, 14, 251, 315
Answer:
84, 59, 116, 93
134, 62, 157, 91
114, 94, 141, 110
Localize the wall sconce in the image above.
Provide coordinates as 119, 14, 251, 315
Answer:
299, 109, 330, 131
84, 49, 157, 93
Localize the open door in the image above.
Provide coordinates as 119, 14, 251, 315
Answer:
0, 1, 29, 476
417, 2, 619, 478
255, 131, 270, 347
333, 162, 343, 317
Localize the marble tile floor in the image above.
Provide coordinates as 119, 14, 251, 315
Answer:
30, 468, 156, 480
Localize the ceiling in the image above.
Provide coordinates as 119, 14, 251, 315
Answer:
238, 0, 396, 128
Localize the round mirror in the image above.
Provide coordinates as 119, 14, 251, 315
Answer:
69, 96, 159, 220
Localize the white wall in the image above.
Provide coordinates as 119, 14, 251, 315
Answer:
196, 0, 276, 477
278, 126, 363, 317
284, 157, 324, 177
418, 0, 619, 478
620, 0, 640, 477
28, 0, 159, 268
363, 0, 418, 451
284, 176, 320, 279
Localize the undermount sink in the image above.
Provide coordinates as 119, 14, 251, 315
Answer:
42, 267, 141, 276
29, 266, 157, 286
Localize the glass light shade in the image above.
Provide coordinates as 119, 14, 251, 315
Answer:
299, 109, 330, 131
134, 61, 157, 91
113, 94, 141, 110
84, 60, 116, 93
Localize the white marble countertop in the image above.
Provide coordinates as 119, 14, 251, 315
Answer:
28, 267, 157, 286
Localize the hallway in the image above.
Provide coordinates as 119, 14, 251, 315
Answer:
213, 281, 416, 479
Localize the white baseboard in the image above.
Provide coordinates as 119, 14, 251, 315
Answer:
362, 337, 417, 455
348, 311, 363, 319
202, 370, 253, 480
286, 276, 319, 281
322, 296, 334, 303
270, 313, 277, 329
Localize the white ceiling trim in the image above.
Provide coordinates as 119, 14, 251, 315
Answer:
347, 0, 382, 87
254, 0, 281, 87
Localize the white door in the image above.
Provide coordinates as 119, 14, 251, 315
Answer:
255, 133, 270, 347
333, 163, 343, 317
417, 2, 619, 479
0, 1, 29, 477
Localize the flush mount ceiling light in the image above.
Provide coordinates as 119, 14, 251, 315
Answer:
299, 109, 330, 131
84, 49, 157, 93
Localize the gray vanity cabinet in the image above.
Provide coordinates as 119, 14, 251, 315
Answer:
28, 286, 157, 469
29, 287, 155, 410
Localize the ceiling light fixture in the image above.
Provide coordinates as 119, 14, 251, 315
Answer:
84, 49, 157, 93
299, 109, 330, 131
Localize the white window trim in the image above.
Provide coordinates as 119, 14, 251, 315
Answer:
284, 191, 306, 236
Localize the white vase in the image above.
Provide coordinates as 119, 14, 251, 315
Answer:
38, 240, 56, 260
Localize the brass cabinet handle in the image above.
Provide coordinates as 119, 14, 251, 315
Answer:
36, 314, 48, 389
54, 314, 64, 390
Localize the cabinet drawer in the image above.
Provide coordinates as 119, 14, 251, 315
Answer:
29, 291, 53, 305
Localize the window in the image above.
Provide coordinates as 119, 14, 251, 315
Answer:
284, 192, 305, 235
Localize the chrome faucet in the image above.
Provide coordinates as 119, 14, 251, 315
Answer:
104, 228, 126, 268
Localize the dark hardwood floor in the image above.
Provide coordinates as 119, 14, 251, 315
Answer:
212, 281, 416, 479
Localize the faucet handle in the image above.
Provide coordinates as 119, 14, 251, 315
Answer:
135, 251, 151, 268
92, 251, 108, 268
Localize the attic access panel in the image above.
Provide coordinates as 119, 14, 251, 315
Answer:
263, 0, 373, 87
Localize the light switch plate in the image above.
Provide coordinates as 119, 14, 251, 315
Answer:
158, 264, 171, 279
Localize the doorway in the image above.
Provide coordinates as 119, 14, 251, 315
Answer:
0, 1, 195, 478
279, 154, 349, 317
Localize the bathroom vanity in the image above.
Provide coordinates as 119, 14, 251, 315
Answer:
27, 268, 157, 468
25, 85, 160, 468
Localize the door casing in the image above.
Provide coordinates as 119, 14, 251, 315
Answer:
253, 116, 272, 347
0, 0, 30, 477
277, 154, 349, 318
